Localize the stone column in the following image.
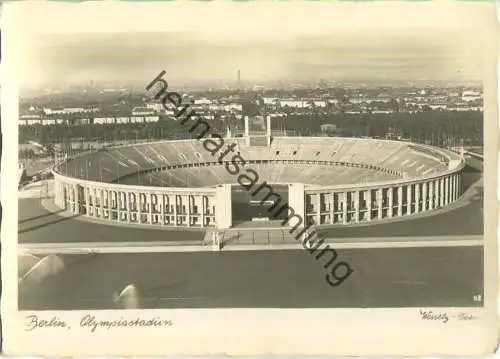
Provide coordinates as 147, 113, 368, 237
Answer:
449, 176, 454, 203
126, 192, 131, 223
99, 189, 104, 218
330, 191, 335, 224
68, 185, 74, 213
439, 178, 445, 208
73, 185, 79, 214
316, 193, 321, 223
215, 185, 232, 229
397, 187, 403, 216
377, 188, 383, 220
85, 186, 91, 216
428, 181, 434, 210
200, 195, 205, 227
160, 194, 165, 225
436, 178, 440, 207
102, 190, 106, 218
453, 175, 457, 199
173, 195, 178, 226
117, 191, 122, 221
415, 184, 420, 213
187, 195, 192, 227
459, 173, 462, 196
122, 191, 126, 221
343, 191, 348, 224
459, 173, 463, 197
444, 177, 450, 206
354, 191, 360, 223
107, 190, 111, 218
421, 182, 427, 212
149, 193, 153, 224
450, 175, 455, 202
435, 180, 440, 209
137, 192, 142, 223
406, 185, 412, 215
93, 188, 98, 216
388, 188, 394, 218
366, 189, 372, 221
72, 185, 77, 211
453, 175, 457, 201
288, 183, 305, 226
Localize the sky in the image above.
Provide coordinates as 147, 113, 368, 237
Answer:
3, 1, 495, 90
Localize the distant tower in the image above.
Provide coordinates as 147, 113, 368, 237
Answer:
237, 70, 241, 89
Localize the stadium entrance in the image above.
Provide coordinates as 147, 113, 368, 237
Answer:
231, 184, 289, 225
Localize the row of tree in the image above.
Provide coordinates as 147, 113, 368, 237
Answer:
274, 111, 482, 144
19, 110, 483, 148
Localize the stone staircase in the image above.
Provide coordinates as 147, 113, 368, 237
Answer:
219, 228, 298, 246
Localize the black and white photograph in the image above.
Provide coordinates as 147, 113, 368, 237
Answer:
2, 1, 497, 356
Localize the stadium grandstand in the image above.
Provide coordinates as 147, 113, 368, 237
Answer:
50, 115, 465, 229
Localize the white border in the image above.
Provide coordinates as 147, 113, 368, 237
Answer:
2, 1, 498, 356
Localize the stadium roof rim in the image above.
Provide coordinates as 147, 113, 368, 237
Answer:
64, 136, 460, 163
52, 137, 466, 191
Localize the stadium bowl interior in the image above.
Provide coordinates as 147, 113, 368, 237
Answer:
52, 137, 465, 229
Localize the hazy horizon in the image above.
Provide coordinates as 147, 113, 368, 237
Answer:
6, 2, 491, 91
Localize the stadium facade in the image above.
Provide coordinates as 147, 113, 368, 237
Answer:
52, 117, 465, 230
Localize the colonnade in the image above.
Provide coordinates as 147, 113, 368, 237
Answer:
53, 170, 463, 229
53, 174, 233, 228
301, 172, 463, 226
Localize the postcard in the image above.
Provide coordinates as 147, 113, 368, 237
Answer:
1, 0, 498, 356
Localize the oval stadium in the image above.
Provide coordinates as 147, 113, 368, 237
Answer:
52, 128, 466, 231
